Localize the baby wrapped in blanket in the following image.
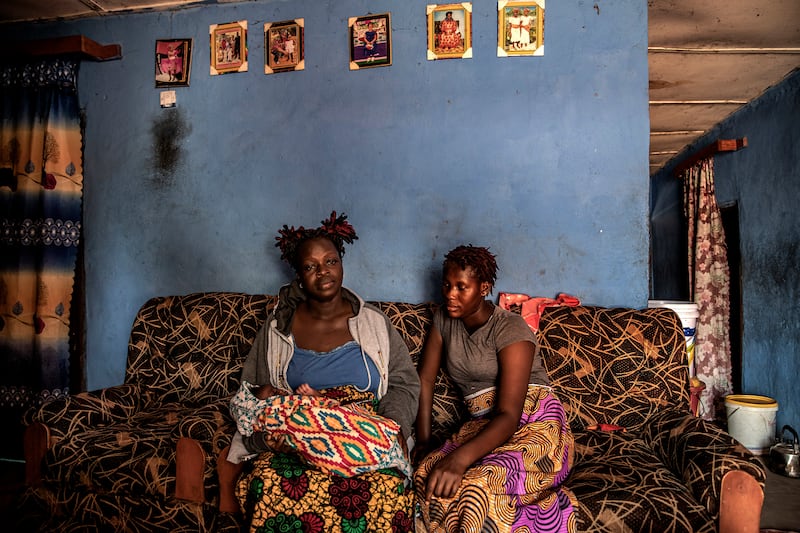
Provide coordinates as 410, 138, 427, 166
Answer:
230, 381, 412, 478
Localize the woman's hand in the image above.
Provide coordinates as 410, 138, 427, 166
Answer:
425, 450, 470, 501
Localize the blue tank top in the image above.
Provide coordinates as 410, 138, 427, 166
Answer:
286, 340, 380, 395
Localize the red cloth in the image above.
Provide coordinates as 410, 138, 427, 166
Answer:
498, 292, 581, 332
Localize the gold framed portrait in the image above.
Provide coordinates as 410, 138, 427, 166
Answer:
265, 19, 305, 74
349, 12, 392, 70
155, 38, 192, 87
210, 20, 248, 75
497, 1, 544, 57
427, 3, 472, 60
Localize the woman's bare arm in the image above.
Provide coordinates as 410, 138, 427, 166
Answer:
424, 340, 534, 501
414, 325, 444, 462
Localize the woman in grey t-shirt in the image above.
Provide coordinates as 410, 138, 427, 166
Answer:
414, 245, 577, 533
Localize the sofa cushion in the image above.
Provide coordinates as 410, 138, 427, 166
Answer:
643, 407, 767, 519
538, 305, 689, 434
127, 293, 276, 408
570, 430, 715, 532
371, 301, 468, 444
40, 404, 193, 498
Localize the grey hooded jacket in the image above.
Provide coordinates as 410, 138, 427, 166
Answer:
236, 280, 420, 457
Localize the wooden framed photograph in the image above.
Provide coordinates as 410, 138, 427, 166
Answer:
155, 39, 192, 87
497, 1, 544, 57
210, 20, 248, 75
349, 12, 392, 70
427, 3, 472, 60
265, 19, 304, 74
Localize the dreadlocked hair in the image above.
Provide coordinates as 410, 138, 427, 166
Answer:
444, 245, 498, 287
275, 211, 358, 269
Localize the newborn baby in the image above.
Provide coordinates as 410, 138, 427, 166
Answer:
230, 380, 411, 478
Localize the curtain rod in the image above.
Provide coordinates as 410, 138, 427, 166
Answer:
0, 35, 121, 61
674, 137, 747, 176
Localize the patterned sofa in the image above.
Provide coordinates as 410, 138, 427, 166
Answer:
19, 292, 766, 532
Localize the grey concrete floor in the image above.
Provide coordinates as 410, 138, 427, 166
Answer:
760, 456, 800, 532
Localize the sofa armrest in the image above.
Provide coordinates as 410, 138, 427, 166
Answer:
23, 383, 140, 441
172, 400, 236, 453
23, 422, 49, 486
22, 384, 140, 487
173, 400, 238, 505
643, 409, 767, 524
719, 470, 764, 533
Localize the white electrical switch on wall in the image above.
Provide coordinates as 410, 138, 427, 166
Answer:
160, 90, 176, 108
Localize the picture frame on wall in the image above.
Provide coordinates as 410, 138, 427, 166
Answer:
265, 19, 305, 74
349, 12, 392, 70
497, 1, 544, 57
427, 3, 472, 60
210, 20, 248, 75
155, 39, 192, 87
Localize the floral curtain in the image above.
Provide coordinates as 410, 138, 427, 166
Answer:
683, 158, 732, 420
0, 59, 83, 459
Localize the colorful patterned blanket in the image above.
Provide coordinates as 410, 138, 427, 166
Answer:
230, 382, 412, 478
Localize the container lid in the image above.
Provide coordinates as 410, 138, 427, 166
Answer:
725, 394, 779, 409
647, 301, 700, 317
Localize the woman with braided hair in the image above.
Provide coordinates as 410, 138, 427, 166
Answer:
228, 211, 419, 532
414, 245, 577, 532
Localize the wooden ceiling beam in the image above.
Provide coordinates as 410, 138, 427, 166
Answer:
1, 35, 121, 61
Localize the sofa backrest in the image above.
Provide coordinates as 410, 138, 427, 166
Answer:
122, 293, 688, 438
370, 301, 469, 442
123, 294, 466, 441
537, 305, 689, 434
125, 293, 276, 407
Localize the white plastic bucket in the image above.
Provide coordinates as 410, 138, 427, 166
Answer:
724, 395, 779, 455
648, 300, 699, 377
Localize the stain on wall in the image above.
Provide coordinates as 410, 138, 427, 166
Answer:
150, 107, 190, 188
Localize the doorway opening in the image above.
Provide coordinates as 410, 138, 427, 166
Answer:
720, 202, 742, 394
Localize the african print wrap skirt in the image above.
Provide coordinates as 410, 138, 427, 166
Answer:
236, 386, 415, 533
415, 385, 578, 533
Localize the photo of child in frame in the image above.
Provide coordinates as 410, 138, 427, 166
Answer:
349, 13, 391, 69
265, 20, 304, 74
155, 39, 192, 87
210, 20, 248, 75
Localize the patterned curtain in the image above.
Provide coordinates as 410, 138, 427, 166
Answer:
682, 158, 732, 420
0, 59, 83, 459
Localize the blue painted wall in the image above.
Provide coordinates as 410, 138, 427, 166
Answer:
5, 0, 649, 391
651, 69, 800, 432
